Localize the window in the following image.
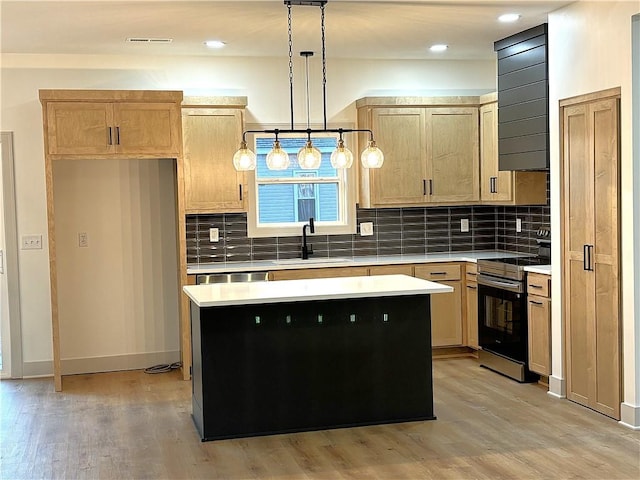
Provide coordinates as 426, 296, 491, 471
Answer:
247, 132, 356, 237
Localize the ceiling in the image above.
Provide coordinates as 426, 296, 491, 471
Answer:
1, 0, 574, 61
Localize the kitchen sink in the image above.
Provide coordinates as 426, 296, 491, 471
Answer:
273, 257, 351, 266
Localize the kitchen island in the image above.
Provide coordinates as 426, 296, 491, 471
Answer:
183, 274, 452, 441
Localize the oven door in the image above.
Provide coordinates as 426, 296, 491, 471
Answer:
478, 274, 528, 363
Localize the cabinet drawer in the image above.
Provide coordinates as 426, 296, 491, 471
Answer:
414, 263, 461, 281
527, 273, 550, 297
270, 267, 368, 281
465, 263, 478, 283
369, 265, 413, 276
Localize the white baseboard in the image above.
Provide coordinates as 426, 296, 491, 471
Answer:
619, 402, 640, 430
22, 360, 54, 378
61, 351, 181, 375
548, 374, 566, 398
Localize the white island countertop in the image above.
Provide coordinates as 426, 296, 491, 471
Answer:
183, 274, 453, 308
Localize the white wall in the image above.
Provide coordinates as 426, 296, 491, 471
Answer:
548, 1, 640, 428
0, 54, 496, 376
53, 158, 179, 374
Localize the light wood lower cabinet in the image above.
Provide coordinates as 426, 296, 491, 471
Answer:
269, 267, 369, 281
414, 263, 462, 347
527, 273, 551, 376
368, 265, 413, 276
464, 263, 479, 349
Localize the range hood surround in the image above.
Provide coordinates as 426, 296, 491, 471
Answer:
495, 24, 549, 171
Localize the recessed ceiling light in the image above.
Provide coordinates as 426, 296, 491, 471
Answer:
430, 44, 448, 52
205, 40, 226, 49
498, 13, 521, 23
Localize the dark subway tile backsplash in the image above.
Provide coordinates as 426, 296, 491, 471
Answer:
186, 183, 551, 265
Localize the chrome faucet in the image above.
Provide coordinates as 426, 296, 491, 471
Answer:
301, 217, 315, 260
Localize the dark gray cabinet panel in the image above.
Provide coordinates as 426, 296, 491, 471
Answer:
495, 24, 549, 170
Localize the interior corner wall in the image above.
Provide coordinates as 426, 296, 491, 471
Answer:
0, 54, 496, 376
548, 1, 640, 425
52, 158, 179, 374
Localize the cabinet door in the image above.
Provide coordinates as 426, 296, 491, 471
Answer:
270, 267, 368, 281
429, 280, 462, 346
182, 109, 245, 213
46, 102, 114, 155
480, 103, 512, 202
465, 281, 479, 349
528, 295, 550, 375
115, 102, 181, 156
368, 108, 428, 206
426, 108, 479, 203
368, 265, 413, 276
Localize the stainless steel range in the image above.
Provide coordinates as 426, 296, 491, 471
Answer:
476, 228, 551, 382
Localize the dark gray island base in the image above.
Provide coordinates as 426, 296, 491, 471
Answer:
190, 293, 435, 441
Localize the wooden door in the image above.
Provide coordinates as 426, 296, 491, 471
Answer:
182, 109, 245, 213
115, 102, 181, 156
480, 103, 512, 202
368, 108, 428, 206
563, 93, 620, 419
46, 102, 114, 155
426, 107, 479, 203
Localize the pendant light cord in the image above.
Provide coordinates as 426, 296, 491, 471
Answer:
304, 53, 311, 128
320, 3, 327, 130
288, 2, 294, 129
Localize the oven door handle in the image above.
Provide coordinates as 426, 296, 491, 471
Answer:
477, 274, 523, 293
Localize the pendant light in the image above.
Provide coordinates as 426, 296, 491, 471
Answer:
232, 0, 383, 171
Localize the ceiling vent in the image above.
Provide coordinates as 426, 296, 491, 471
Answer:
126, 38, 173, 44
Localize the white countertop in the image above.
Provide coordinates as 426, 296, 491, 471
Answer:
183, 274, 453, 307
524, 265, 551, 275
187, 251, 529, 275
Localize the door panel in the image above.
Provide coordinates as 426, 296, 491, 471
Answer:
567, 261, 591, 405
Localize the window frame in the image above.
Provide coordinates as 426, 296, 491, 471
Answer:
246, 129, 357, 238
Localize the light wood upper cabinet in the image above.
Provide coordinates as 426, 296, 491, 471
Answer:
182, 105, 246, 213
479, 100, 547, 205
358, 100, 479, 207
362, 108, 428, 206
41, 91, 182, 157
426, 107, 479, 203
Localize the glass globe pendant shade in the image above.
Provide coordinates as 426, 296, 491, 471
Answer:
360, 140, 384, 168
297, 140, 322, 169
266, 140, 290, 170
232, 141, 257, 171
330, 139, 354, 169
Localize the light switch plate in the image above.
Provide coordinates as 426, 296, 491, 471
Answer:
460, 219, 469, 233
22, 234, 42, 250
209, 228, 220, 242
516, 218, 522, 233
360, 222, 374, 236
78, 232, 89, 248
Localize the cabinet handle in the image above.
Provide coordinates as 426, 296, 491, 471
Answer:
115, 126, 120, 145
529, 300, 544, 306
588, 245, 594, 271
492, 177, 498, 193
430, 272, 447, 275
466, 285, 477, 290
239, 184, 243, 201
429, 179, 433, 195
422, 179, 427, 196
108, 127, 113, 145
583, 244, 589, 271
467, 272, 477, 277
529, 284, 543, 289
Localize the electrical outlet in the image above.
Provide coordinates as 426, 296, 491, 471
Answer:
360, 222, 374, 236
460, 218, 469, 233
21, 235, 42, 250
209, 228, 219, 242
78, 232, 89, 248
516, 218, 522, 233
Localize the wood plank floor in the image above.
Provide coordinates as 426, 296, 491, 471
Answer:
1, 357, 638, 479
